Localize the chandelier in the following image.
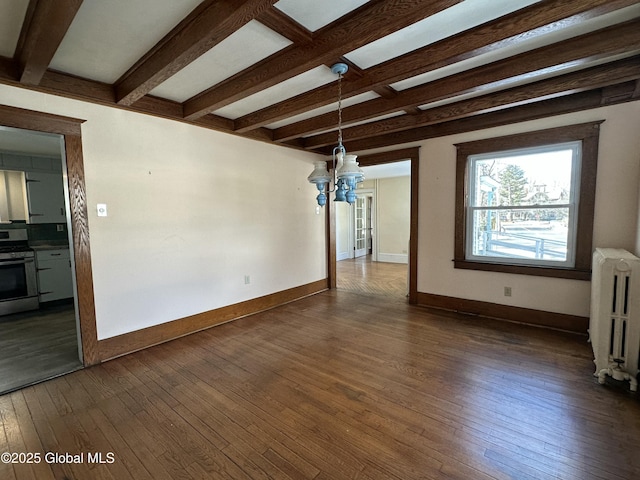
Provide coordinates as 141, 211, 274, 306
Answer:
307, 63, 364, 206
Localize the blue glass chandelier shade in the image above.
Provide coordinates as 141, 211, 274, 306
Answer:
307, 63, 364, 206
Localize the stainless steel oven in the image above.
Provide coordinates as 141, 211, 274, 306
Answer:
0, 229, 38, 316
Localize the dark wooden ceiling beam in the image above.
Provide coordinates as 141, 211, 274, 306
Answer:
115, 0, 277, 106
182, 0, 462, 120
373, 86, 398, 100
0, 56, 19, 81
303, 56, 640, 149
633, 79, 640, 98
600, 81, 640, 104
15, 0, 83, 86
325, 86, 637, 154
256, 7, 313, 43
0, 56, 287, 149
2, 0, 639, 158
232, 0, 639, 132
357, 147, 420, 166
274, 19, 640, 142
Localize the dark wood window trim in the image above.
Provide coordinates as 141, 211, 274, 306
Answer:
454, 121, 603, 281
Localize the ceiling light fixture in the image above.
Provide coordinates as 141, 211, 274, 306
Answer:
307, 63, 364, 206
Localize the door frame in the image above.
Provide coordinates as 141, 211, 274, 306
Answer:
353, 190, 373, 259
327, 147, 420, 303
0, 104, 99, 366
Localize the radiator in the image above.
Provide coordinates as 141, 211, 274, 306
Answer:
589, 248, 640, 391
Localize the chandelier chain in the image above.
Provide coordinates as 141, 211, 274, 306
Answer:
337, 71, 343, 146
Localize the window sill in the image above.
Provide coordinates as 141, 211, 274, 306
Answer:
453, 259, 591, 280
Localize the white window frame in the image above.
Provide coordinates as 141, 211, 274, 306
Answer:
465, 142, 582, 268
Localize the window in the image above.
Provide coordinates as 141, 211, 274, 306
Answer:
467, 142, 580, 267
454, 122, 602, 280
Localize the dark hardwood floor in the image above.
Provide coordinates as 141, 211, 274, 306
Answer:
0, 304, 82, 395
1, 286, 638, 479
337, 256, 407, 298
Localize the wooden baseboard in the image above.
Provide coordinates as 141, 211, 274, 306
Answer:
97, 279, 329, 361
416, 292, 588, 333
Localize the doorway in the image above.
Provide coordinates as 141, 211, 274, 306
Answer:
332, 147, 419, 301
0, 104, 99, 394
0, 126, 82, 393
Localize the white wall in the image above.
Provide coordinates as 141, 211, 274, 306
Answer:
418, 101, 640, 317
0, 84, 327, 340
336, 177, 410, 263
378, 176, 410, 263
335, 202, 351, 260
637, 165, 640, 257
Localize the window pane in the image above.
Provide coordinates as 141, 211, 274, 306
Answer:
470, 208, 570, 262
472, 147, 574, 208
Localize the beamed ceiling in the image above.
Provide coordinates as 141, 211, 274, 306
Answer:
1, 0, 640, 155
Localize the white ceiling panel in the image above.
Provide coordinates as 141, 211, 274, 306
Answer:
274, 0, 369, 32
266, 91, 380, 129
361, 160, 411, 179
0, 0, 28, 58
150, 21, 292, 103
213, 66, 339, 120
344, 0, 541, 70
49, 0, 202, 83
391, 4, 640, 92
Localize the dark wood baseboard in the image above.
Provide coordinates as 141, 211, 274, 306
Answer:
416, 292, 588, 334
97, 279, 329, 361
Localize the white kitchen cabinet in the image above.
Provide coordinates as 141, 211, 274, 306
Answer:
0, 170, 28, 222
35, 248, 74, 302
25, 171, 66, 224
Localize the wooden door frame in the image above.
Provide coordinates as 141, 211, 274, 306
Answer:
0, 104, 99, 366
327, 147, 420, 303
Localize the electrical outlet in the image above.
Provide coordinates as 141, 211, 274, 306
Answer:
244, 275, 250, 285
56, 224, 64, 232
504, 286, 512, 297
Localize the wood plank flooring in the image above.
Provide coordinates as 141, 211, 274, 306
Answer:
1, 288, 639, 479
337, 256, 407, 298
0, 304, 81, 395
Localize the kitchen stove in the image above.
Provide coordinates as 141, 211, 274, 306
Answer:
0, 245, 35, 255
0, 228, 38, 316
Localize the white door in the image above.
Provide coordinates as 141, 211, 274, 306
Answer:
354, 196, 367, 257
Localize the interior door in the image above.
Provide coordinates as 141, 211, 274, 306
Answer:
354, 196, 367, 257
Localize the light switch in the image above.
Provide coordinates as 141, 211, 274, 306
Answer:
97, 203, 108, 217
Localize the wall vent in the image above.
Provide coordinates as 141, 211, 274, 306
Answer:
590, 248, 640, 391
